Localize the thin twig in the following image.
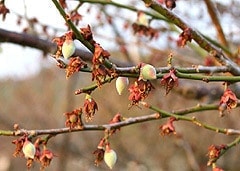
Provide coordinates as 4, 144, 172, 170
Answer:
141, 0, 240, 75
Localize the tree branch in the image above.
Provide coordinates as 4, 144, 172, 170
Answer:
142, 0, 240, 75
204, 0, 229, 49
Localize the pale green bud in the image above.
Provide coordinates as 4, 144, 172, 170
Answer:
22, 140, 36, 159
104, 147, 117, 169
62, 39, 76, 59
116, 77, 129, 95
141, 64, 157, 80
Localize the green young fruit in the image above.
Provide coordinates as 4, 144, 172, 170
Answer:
62, 39, 76, 59
116, 77, 129, 95
22, 140, 36, 159
104, 148, 117, 169
141, 64, 157, 80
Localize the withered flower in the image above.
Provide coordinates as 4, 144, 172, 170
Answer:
207, 144, 226, 166
165, 0, 176, 10
92, 43, 110, 65
26, 158, 34, 169
34, 138, 42, 161
159, 117, 176, 136
93, 138, 105, 166
64, 108, 83, 129
40, 149, 54, 169
0, 1, 10, 21
204, 56, 216, 66
83, 95, 98, 122
132, 23, 159, 40
132, 11, 159, 40
108, 113, 122, 135
177, 27, 192, 47
219, 89, 238, 109
59, 0, 67, 9
109, 113, 122, 124
70, 11, 82, 25
80, 25, 95, 44
128, 79, 154, 107
93, 148, 105, 166
65, 57, 87, 78
161, 69, 178, 95
219, 89, 238, 116
12, 136, 26, 157
52, 36, 64, 59
92, 64, 112, 86
91, 43, 112, 86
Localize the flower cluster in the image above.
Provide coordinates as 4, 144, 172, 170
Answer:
12, 136, 55, 170
52, 31, 75, 59
128, 79, 154, 107
93, 140, 117, 169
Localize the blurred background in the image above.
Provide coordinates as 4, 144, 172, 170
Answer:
0, 0, 240, 170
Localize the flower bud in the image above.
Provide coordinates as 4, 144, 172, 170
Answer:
141, 64, 157, 80
22, 140, 36, 159
116, 77, 129, 95
104, 145, 117, 169
62, 39, 76, 59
